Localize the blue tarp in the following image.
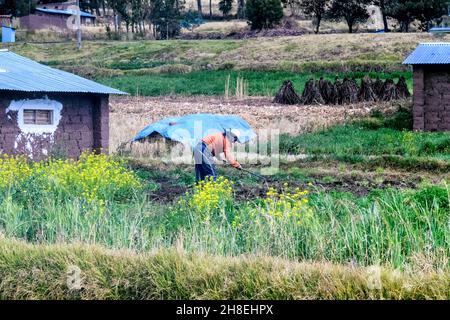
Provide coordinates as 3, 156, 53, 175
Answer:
132, 114, 257, 146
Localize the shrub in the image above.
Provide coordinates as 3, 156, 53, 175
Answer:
245, 0, 284, 30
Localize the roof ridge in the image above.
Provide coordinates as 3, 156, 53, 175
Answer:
0, 50, 127, 95
419, 42, 450, 45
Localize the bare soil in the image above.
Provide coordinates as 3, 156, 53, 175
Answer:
110, 95, 397, 153
131, 160, 430, 204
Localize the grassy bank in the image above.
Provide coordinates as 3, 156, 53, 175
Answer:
98, 70, 411, 96
280, 109, 450, 165
0, 239, 448, 300
8, 33, 446, 79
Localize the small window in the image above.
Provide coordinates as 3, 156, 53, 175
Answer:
23, 110, 53, 125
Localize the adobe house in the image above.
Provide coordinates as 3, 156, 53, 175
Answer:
20, 5, 96, 31
0, 50, 126, 160
404, 43, 450, 131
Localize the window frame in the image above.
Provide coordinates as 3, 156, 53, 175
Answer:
23, 109, 54, 126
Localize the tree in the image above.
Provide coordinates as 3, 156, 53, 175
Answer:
197, 0, 202, 17
150, 0, 185, 39
245, 0, 283, 30
219, 0, 233, 17
0, 0, 36, 17
327, 0, 370, 33
373, 0, 390, 32
237, 0, 245, 18
415, 0, 447, 31
299, 0, 329, 34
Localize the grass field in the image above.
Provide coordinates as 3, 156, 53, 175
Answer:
11, 33, 441, 74
99, 70, 412, 96
6, 32, 446, 97
2, 107, 450, 299
2, 33, 450, 300
1, 151, 449, 270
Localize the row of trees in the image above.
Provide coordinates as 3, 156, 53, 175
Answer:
1, 0, 448, 36
0, 0, 187, 39
298, 0, 449, 34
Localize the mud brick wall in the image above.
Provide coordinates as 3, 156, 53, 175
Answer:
413, 65, 450, 131
0, 91, 109, 160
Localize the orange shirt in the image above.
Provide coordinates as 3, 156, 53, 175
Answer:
202, 132, 240, 168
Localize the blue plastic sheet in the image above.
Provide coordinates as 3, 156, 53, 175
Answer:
131, 114, 256, 146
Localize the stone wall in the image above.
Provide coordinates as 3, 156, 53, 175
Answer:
413, 65, 450, 131
0, 92, 109, 160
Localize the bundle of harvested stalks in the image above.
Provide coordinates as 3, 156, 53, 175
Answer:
358, 76, 377, 102
302, 79, 325, 105
373, 78, 385, 98
334, 77, 343, 105
274, 80, 302, 105
319, 78, 338, 105
273, 76, 410, 107
341, 78, 360, 104
396, 76, 411, 100
381, 79, 398, 102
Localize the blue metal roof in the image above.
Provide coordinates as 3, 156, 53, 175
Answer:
429, 27, 450, 33
0, 50, 127, 95
36, 8, 96, 18
403, 43, 450, 65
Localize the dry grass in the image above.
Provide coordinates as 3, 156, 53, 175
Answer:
218, 32, 450, 71
109, 95, 397, 155
1, 238, 448, 299
188, 20, 248, 33
9, 32, 448, 75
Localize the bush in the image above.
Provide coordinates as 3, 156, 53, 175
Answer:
245, 0, 284, 30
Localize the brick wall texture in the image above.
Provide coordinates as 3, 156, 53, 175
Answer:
20, 14, 94, 30
413, 65, 450, 131
0, 92, 109, 160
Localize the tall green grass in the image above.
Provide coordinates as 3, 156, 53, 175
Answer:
1, 185, 448, 271
279, 111, 450, 163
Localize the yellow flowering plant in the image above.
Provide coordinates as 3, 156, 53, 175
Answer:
0, 152, 142, 209
187, 176, 234, 222
0, 155, 33, 189
257, 183, 313, 226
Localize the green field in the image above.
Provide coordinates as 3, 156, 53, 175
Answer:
98, 70, 412, 96
2, 34, 450, 300
7, 33, 439, 96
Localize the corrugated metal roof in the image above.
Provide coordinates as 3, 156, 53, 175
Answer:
403, 43, 450, 65
0, 50, 127, 95
36, 8, 96, 18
